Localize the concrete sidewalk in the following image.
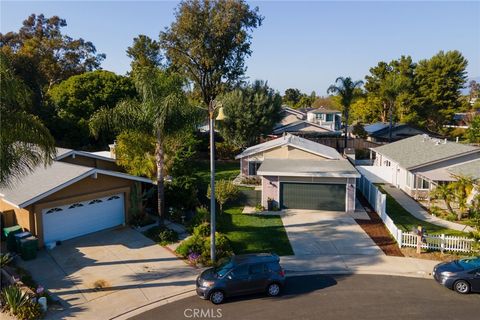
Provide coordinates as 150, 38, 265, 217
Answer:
281, 255, 438, 279
382, 185, 475, 233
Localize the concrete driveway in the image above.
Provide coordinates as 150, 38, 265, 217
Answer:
279, 209, 383, 256
16, 227, 198, 319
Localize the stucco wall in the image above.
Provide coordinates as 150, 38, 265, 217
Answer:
261, 176, 279, 208
0, 200, 33, 231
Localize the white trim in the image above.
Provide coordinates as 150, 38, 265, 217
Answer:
55, 150, 116, 163
257, 170, 360, 178
95, 169, 153, 184
18, 169, 152, 208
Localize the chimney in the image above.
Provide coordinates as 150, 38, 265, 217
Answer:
109, 141, 117, 159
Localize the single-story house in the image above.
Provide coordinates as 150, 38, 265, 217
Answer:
0, 148, 151, 247
363, 122, 427, 142
235, 134, 359, 212
370, 135, 480, 198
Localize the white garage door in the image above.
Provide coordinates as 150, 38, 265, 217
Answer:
42, 193, 125, 244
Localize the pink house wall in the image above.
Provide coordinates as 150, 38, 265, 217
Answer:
261, 176, 279, 208
241, 158, 248, 176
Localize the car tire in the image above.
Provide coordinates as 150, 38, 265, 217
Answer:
453, 280, 470, 294
266, 283, 281, 297
209, 290, 225, 304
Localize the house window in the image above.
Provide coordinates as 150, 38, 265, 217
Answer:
248, 161, 262, 176
88, 199, 103, 205
384, 160, 391, 167
414, 176, 430, 190
325, 114, 334, 122
107, 195, 120, 201
68, 203, 84, 209
315, 114, 323, 120
45, 207, 63, 214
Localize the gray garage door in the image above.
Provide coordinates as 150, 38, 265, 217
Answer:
280, 183, 346, 211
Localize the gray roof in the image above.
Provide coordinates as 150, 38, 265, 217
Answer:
0, 161, 94, 208
236, 133, 341, 160
307, 107, 341, 114
257, 159, 360, 178
55, 147, 73, 159
372, 135, 480, 169
0, 160, 152, 208
447, 159, 480, 179
272, 120, 333, 134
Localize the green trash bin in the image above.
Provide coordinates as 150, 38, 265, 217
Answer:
3, 225, 22, 252
20, 236, 38, 261
15, 231, 32, 252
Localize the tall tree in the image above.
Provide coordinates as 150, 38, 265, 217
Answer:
219, 80, 282, 148
89, 68, 191, 225
48, 70, 136, 148
283, 88, 302, 107
159, 0, 263, 107
0, 53, 55, 185
327, 77, 363, 148
127, 35, 162, 71
415, 50, 468, 131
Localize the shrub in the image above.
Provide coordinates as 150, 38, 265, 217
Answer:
207, 180, 239, 213
445, 214, 457, 222
241, 176, 261, 185
193, 222, 211, 237
1, 286, 29, 315
187, 207, 210, 233
175, 234, 204, 257
215, 142, 240, 160
158, 228, 178, 245
0, 253, 13, 267
429, 205, 442, 217
15, 301, 43, 320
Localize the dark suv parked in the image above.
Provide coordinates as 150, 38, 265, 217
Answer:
196, 253, 286, 304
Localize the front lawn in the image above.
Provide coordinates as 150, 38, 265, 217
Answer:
377, 186, 467, 237
193, 160, 239, 185
218, 206, 294, 256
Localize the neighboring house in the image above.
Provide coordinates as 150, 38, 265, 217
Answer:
363, 122, 426, 142
235, 133, 359, 212
306, 107, 342, 131
0, 148, 151, 247
272, 120, 337, 135
369, 135, 480, 199
445, 111, 480, 129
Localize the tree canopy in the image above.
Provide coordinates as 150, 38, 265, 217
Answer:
219, 80, 282, 148
48, 70, 136, 148
160, 0, 263, 106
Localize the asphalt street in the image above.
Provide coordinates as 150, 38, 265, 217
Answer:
130, 274, 480, 320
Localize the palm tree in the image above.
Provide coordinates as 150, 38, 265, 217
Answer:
0, 53, 56, 186
327, 77, 363, 150
430, 183, 455, 216
89, 68, 189, 225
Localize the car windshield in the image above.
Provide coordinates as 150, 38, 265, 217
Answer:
457, 258, 480, 269
214, 259, 234, 277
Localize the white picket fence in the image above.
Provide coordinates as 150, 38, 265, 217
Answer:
402, 232, 474, 253
357, 174, 476, 253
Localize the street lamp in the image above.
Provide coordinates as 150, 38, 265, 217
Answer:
209, 100, 225, 264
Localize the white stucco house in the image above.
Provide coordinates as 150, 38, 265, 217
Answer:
235, 134, 359, 213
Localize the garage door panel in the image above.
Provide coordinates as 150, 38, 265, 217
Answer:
280, 183, 345, 211
42, 193, 124, 244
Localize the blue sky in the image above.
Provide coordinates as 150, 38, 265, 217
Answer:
1, 1, 479, 95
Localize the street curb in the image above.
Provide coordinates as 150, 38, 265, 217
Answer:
111, 290, 197, 320
285, 269, 433, 279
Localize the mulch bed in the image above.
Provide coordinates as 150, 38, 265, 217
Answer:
355, 194, 404, 257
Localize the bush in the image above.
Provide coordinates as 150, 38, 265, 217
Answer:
175, 224, 233, 266
193, 222, 211, 237
1, 286, 29, 315
215, 142, 240, 160
241, 176, 261, 185
445, 214, 457, 222
15, 301, 44, 320
187, 206, 210, 233
158, 228, 179, 245
429, 205, 442, 217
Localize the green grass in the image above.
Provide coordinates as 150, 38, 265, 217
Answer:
193, 160, 240, 185
218, 206, 294, 256
377, 186, 467, 237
